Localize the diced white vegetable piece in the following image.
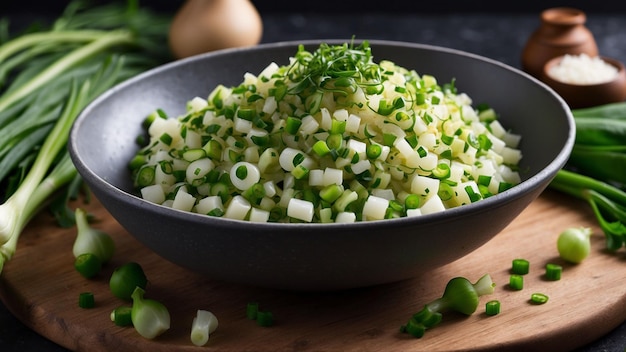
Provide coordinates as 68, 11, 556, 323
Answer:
154, 166, 176, 188
453, 181, 480, 206
420, 132, 438, 151
186, 158, 215, 184
498, 165, 522, 184
381, 121, 406, 140
378, 144, 391, 161
323, 167, 343, 186
418, 153, 438, 171
335, 212, 356, 223
185, 129, 202, 149
308, 169, 324, 186
141, 184, 165, 204
488, 134, 506, 154
234, 117, 253, 134
362, 195, 389, 221
149, 118, 182, 146
263, 95, 277, 114
229, 162, 261, 190
472, 159, 496, 180
279, 147, 315, 171
173, 188, 196, 212
190, 310, 218, 347
249, 207, 270, 222
371, 188, 394, 200
262, 181, 277, 198
420, 194, 446, 214
319, 107, 332, 130
367, 94, 381, 112
162, 199, 174, 208
300, 115, 319, 135
501, 147, 523, 165
195, 196, 223, 215
224, 195, 251, 220
406, 208, 422, 217
333, 108, 349, 121
429, 104, 448, 121
279, 187, 295, 208
287, 198, 314, 222
351, 159, 371, 175
347, 139, 367, 154
258, 197, 276, 211
187, 96, 208, 112
244, 146, 260, 163
372, 170, 391, 189
346, 114, 361, 134
456, 144, 476, 165
411, 175, 440, 198
413, 117, 428, 135
395, 138, 414, 158
503, 132, 522, 148
489, 120, 507, 138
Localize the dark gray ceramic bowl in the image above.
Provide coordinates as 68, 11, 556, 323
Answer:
68, 40, 575, 291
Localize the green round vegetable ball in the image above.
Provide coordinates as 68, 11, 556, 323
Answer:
74, 253, 102, 278
109, 262, 148, 301
557, 227, 592, 264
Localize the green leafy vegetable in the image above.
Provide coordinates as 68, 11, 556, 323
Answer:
549, 102, 626, 252
0, 0, 171, 273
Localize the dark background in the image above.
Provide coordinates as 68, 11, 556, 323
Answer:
2, 0, 626, 14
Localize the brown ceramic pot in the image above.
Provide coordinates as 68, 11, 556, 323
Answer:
541, 56, 626, 109
522, 7, 599, 79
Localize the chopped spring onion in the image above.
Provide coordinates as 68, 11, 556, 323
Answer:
111, 306, 133, 327
130, 41, 523, 223
511, 258, 530, 275
130, 286, 170, 339
485, 300, 501, 316
109, 262, 148, 301
246, 302, 259, 320
509, 274, 524, 290
256, 311, 274, 327
530, 293, 549, 305
545, 263, 562, 281
190, 310, 219, 346
74, 253, 102, 279
401, 274, 495, 338
79, 292, 95, 309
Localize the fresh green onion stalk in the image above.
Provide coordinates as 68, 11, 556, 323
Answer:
0, 0, 172, 274
549, 102, 626, 252
401, 274, 495, 338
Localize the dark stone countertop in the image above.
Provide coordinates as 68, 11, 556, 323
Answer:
1, 8, 626, 352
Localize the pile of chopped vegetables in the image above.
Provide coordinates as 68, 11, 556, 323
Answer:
130, 41, 523, 223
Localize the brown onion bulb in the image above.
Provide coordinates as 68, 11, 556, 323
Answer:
168, 0, 263, 59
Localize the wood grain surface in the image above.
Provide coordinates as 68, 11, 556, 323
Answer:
1, 189, 624, 352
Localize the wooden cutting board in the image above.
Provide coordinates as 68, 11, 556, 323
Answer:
1, 189, 625, 352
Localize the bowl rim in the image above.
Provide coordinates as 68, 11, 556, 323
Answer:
69, 39, 576, 230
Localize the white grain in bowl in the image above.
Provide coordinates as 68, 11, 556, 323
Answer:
547, 53, 619, 85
